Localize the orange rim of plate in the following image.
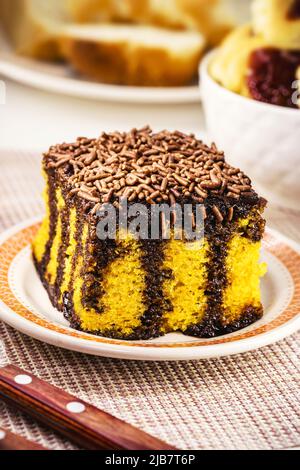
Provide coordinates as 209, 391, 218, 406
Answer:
0, 223, 300, 348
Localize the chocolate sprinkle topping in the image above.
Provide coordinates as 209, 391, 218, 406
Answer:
45, 127, 254, 208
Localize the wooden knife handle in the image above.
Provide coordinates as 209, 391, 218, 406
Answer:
0, 365, 176, 450
0, 427, 46, 451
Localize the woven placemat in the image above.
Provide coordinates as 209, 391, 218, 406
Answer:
0, 150, 299, 450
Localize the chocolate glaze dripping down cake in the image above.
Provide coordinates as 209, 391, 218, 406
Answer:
32, 127, 267, 340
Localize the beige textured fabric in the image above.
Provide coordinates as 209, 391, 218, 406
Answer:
0, 150, 300, 450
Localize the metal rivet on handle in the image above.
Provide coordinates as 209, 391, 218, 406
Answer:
66, 402, 86, 414
14, 374, 32, 385
0, 430, 6, 440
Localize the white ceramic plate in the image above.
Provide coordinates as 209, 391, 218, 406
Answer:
0, 32, 200, 104
0, 217, 300, 361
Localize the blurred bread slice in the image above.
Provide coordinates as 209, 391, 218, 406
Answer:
252, 0, 300, 50
67, 0, 251, 46
0, 0, 205, 86
0, 0, 69, 59
59, 24, 206, 86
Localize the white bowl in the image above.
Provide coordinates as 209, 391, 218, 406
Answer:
200, 51, 300, 211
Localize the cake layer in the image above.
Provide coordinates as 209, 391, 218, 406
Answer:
33, 198, 265, 339
162, 238, 209, 333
